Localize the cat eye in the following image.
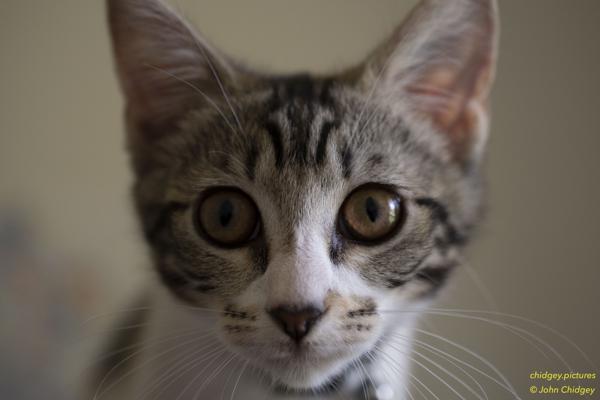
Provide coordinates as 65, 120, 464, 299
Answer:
338, 184, 404, 244
195, 188, 260, 248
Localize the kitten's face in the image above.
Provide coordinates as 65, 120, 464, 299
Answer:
151, 81, 454, 389
108, 0, 497, 393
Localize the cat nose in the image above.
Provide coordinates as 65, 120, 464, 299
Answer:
268, 305, 325, 343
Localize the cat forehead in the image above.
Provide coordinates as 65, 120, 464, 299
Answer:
178, 74, 432, 182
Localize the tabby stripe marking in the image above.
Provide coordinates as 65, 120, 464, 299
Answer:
264, 121, 285, 168
144, 201, 189, 246
415, 197, 466, 246
315, 120, 336, 165
245, 141, 259, 180
340, 141, 353, 178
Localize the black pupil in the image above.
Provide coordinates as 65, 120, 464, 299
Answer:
219, 199, 234, 227
365, 197, 379, 223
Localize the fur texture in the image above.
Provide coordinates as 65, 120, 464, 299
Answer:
97, 0, 498, 398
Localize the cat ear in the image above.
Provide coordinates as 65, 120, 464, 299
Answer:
107, 0, 239, 145
359, 0, 498, 164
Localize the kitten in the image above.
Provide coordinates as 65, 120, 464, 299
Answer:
95, 0, 498, 398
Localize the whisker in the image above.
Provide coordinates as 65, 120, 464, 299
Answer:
351, 38, 400, 138
208, 149, 253, 177
136, 338, 221, 400
79, 320, 212, 346
84, 327, 209, 375
403, 313, 546, 362
192, 353, 238, 400
326, 371, 344, 400
386, 340, 468, 400
404, 340, 485, 400
433, 307, 596, 370
381, 308, 574, 370
145, 63, 240, 137
425, 311, 570, 370
407, 378, 428, 400
352, 346, 374, 400
93, 329, 216, 400
75, 311, 218, 353
78, 329, 206, 397
190, 38, 245, 136
462, 260, 499, 311
172, 350, 228, 399
82, 304, 246, 328
409, 371, 442, 400
415, 328, 520, 398
81, 307, 153, 327
219, 357, 241, 400
174, 347, 228, 400
354, 105, 382, 146
146, 346, 223, 400
405, 332, 516, 398
367, 345, 415, 400
349, 354, 369, 400
229, 359, 249, 400
374, 345, 440, 400
391, 334, 488, 400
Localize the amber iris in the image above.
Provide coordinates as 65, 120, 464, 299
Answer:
196, 189, 259, 247
339, 185, 404, 243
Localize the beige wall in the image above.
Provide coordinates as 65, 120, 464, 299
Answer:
1, 0, 598, 398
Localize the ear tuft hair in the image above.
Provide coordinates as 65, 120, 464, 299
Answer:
360, 0, 499, 164
107, 0, 241, 171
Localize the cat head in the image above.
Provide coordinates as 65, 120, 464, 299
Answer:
108, 0, 498, 391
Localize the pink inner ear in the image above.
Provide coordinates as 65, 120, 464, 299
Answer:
361, 0, 498, 163
124, 60, 204, 140
108, 0, 237, 145
406, 51, 494, 160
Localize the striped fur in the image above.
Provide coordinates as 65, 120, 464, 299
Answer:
101, 0, 499, 397
135, 75, 477, 299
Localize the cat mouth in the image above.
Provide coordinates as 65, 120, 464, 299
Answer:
250, 340, 374, 391
262, 339, 350, 361
263, 345, 375, 392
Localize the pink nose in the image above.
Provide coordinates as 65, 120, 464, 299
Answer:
268, 305, 324, 343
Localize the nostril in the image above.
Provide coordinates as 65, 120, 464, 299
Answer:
268, 305, 324, 343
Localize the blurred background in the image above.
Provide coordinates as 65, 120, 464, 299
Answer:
1, 0, 598, 399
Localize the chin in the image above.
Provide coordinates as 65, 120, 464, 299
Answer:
265, 358, 349, 391
252, 342, 370, 391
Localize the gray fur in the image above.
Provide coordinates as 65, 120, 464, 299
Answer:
101, 0, 498, 397
136, 76, 476, 298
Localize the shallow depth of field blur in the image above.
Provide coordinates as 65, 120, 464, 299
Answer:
1, 1, 599, 399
